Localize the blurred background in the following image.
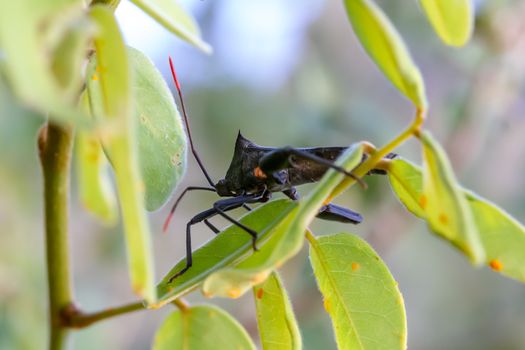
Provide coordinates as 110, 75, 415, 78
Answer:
2, 0, 525, 348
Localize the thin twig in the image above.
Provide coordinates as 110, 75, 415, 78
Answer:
172, 298, 191, 313
62, 301, 146, 328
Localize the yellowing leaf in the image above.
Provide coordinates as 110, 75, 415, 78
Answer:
388, 158, 525, 282
88, 5, 155, 302
254, 271, 302, 350
153, 305, 255, 350
130, 0, 211, 53
420, 0, 473, 47
388, 157, 426, 219
0, 0, 91, 125
343, 0, 427, 107
309, 233, 406, 350
420, 131, 484, 264
75, 93, 118, 225
466, 191, 525, 281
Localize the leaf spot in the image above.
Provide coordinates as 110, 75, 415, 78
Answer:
171, 154, 182, 166
419, 195, 427, 209
438, 213, 449, 225
86, 144, 99, 163
489, 259, 503, 272
91, 74, 98, 81
256, 288, 264, 299
323, 298, 331, 314
351, 262, 360, 271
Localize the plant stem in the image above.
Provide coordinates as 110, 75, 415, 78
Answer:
304, 229, 316, 244
39, 123, 74, 350
328, 108, 426, 200
172, 298, 190, 313
63, 302, 145, 328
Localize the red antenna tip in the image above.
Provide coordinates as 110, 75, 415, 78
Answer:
168, 56, 181, 91
163, 212, 174, 234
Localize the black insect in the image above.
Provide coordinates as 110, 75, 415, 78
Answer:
165, 57, 393, 282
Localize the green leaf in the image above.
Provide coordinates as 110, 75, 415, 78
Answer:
51, 14, 95, 102
200, 210, 298, 299
129, 0, 212, 53
420, 131, 484, 264
87, 47, 187, 211
153, 305, 256, 350
309, 233, 406, 350
127, 47, 187, 211
75, 93, 118, 225
389, 158, 525, 282
420, 0, 473, 47
202, 144, 364, 299
88, 5, 155, 302
253, 271, 302, 350
91, 0, 121, 10
342, 0, 427, 108
388, 157, 426, 219
0, 0, 91, 125
76, 132, 119, 225
152, 199, 297, 308
465, 191, 525, 281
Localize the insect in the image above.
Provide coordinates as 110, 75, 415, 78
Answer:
164, 57, 394, 282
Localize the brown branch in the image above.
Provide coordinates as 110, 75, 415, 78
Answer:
61, 301, 146, 329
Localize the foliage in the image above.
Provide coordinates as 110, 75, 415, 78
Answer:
0, 0, 523, 349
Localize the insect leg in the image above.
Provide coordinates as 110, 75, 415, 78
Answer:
205, 204, 252, 235
317, 204, 362, 224
259, 147, 366, 188
282, 188, 299, 200
204, 219, 220, 234
163, 186, 216, 232
212, 195, 267, 251
169, 207, 217, 282
363, 152, 397, 175
283, 188, 362, 224
214, 207, 259, 251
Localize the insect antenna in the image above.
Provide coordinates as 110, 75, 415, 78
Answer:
163, 57, 218, 233
168, 56, 216, 188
